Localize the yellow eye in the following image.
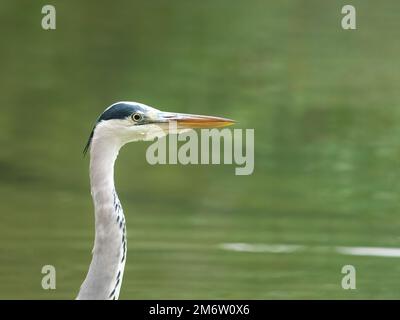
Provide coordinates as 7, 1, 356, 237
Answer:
131, 113, 143, 122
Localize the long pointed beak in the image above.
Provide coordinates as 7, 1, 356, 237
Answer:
157, 112, 235, 129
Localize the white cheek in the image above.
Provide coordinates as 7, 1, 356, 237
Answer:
141, 124, 169, 141
140, 124, 193, 141
125, 123, 194, 143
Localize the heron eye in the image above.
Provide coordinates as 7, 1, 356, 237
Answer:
131, 113, 143, 122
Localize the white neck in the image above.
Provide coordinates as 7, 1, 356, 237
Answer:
77, 133, 127, 300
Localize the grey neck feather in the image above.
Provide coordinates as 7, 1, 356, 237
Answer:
77, 135, 127, 300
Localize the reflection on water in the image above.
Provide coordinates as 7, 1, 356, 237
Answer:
1, 0, 400, 298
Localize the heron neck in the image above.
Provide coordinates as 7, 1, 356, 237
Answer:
77, 137, 126, 300
89, 137, 121, 197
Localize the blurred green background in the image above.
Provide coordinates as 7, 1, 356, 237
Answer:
1, 0, 400, 299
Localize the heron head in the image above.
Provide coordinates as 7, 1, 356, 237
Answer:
84, 101, 235, 154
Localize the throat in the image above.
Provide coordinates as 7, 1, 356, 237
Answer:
77, 136, 127, 300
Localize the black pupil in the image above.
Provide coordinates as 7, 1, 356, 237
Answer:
133, 114, 141, 121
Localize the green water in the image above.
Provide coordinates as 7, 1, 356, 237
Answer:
1, 0, 400, 299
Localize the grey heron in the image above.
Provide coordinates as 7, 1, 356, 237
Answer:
77, 101, 234, 300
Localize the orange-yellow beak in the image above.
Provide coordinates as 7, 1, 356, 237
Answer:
158, 112, 235, 129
